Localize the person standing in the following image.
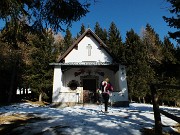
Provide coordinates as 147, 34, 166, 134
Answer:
101, 78, 113, 113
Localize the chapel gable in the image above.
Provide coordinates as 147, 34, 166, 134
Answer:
57, 28, 117, 63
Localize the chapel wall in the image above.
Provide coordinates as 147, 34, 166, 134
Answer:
65, 36, 113, 63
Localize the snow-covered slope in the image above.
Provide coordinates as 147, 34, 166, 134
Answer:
0, 103, 179, 135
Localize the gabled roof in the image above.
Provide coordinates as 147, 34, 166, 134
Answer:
57, 28, 118, 63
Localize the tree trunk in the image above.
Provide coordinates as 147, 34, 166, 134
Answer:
162, 100, 164, 106
143, 97, 145, 103
174, 100, 177, 107
39, 93, 42, 102
8, 62, 17, 103
138, 97, 141, 103
176, 100, 180, 107
129, 96, 132, 103
159, 109, 180, 123
167, 101, 170, 106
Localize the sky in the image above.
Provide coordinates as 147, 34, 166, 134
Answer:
63, 0, 177, 45
0, 0, 177, 45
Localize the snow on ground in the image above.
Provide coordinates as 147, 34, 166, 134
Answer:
0, 103, 179, 135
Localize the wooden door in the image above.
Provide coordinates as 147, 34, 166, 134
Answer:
83, 79, 96, 103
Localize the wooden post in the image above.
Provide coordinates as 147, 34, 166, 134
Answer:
151, 84, 162, 135
159, 109, 180, 123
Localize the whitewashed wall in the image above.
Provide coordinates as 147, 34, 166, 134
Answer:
118, 65, 128, 100
65, 36, 113, 63
52, 66, 63, 102
108, 65, 128, 103
114, 70, 119, 92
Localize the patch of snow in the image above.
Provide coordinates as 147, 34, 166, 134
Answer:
0, 103, 179, 135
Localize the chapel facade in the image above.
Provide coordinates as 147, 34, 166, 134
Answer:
51, 28, 129, 107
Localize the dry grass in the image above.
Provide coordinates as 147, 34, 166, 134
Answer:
0, 114, 33, 135
0, 114, 32, 125
24, 100, 49, 106
176, 124, 180, 133
0, 100, 49, 125
0, 113, 47, 135
0, 100, 49, 134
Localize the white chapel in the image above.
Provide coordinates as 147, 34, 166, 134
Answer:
50, 28, 129, 107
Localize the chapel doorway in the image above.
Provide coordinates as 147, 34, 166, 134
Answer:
83, 79, 97, 103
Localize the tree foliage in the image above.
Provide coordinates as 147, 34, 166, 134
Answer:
163, 0, 180, 44
76, 23, 86, 39
125, 29, 155, 102
141, 24, 163, 64
0, 0, 90, 103
79, 23, 86, 35
63, 28, 73, 52
0, 0, 90, 48
162, 36, 176, 64
107, 22, 125, 62
20, 30, 60, 102
94, 22, 108, 44
0, 35, 27, 102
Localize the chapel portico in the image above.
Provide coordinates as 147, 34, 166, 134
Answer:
51, 29, 129, 107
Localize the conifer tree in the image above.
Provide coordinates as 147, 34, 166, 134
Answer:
142, 24, 163, 64
125, 29, 155, 102
80, 23, 86, 35
162, 36, 176, 64
158, 37, 180, 105
101, 29, 108, 45
94, 22, 102, 36
174, 46, 180, 106
142, 24, 179, 105
76, 23, 86, 39
25, 30, 56, 102
107, 22, 124, 62
163, 0, 180, 44
94, 22, 108, 44
0, 0, 90, 47
0, 40, 24, 102
0, 0, 91, 103
52, 33, 64, 57
108, 22, 122, 50
175, 46, 180, 64
63, 28, 73, 52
